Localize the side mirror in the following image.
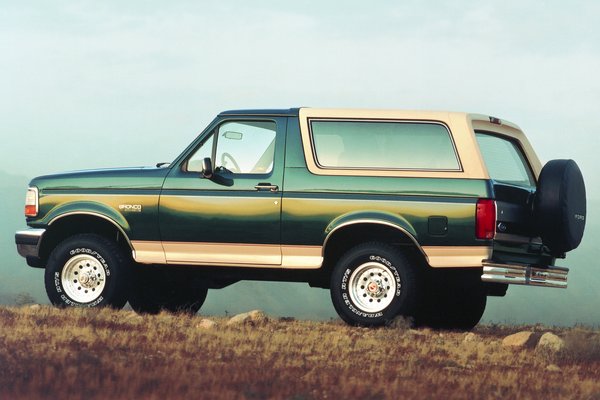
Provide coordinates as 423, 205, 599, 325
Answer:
201, 157, 213, 179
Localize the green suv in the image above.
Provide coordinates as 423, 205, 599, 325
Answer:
15, 108, 587, 329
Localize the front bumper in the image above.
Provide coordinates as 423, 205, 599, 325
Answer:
15, 229, 46, 260
482, 260, 568, 289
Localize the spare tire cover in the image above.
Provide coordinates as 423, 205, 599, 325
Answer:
534, 159, 586, 254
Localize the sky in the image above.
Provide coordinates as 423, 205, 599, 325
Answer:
1, 0, 599, 195
0, 1, 599, 324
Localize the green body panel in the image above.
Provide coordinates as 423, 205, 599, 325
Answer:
159, 189, 281, 244
281, 168, 487, 247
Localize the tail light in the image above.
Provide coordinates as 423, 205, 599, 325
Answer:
476, 199, 496, 240
24, 187, 39, 217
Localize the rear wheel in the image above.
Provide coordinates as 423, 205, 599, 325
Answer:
129, 266, 208, 315
44, 234, 129, 308
330, 242, 419, 326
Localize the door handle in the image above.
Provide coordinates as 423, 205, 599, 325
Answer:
254, 183, 279, 192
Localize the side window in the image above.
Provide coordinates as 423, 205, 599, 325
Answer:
186, 120, 276, 174
310, 120, 460, 170
215, 121, 276, 174
475, 132, 535, 187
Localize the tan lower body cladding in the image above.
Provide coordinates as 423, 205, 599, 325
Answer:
131, 241, 323, 269
421, 246, 492, 268
131, 241, 490, 269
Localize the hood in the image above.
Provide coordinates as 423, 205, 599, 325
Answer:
30, 166, 171, 191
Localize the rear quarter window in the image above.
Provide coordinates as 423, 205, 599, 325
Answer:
475, 132, 536, 187
310, 120, 460, 171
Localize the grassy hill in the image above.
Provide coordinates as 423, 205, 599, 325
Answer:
0, 306, 599, 400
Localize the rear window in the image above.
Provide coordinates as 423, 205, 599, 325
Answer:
476, 132, 535, 187
310, 120, 460, 171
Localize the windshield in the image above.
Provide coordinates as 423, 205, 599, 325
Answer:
476, 132, 536, 187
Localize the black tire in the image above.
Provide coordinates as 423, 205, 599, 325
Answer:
534, 159, 586, 255
330, 242, 418, 327
129, 266, 208, 315
44, 234, 129, 308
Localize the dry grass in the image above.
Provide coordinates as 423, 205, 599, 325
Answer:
557, 328, 600, 364
0, 306, 599, 400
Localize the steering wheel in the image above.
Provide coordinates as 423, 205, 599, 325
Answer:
221, 152, 241, 173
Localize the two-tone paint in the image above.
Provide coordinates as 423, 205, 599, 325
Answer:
17, 108, 553, 280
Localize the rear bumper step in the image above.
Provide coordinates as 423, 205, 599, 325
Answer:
481, 260, 568, 289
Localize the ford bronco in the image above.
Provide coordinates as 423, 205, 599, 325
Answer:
15, 108, 587, 329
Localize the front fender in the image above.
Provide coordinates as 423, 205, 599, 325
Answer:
43, 201, 131, 236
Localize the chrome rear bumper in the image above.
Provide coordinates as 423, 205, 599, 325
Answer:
482, 260, 568, 289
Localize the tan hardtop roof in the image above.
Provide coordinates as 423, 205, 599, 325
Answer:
297, 107, 541, 179
298, 107, 521, 130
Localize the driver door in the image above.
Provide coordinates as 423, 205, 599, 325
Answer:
158, 117, 285, 266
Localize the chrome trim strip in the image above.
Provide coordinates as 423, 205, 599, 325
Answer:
49, 212, 133, 249
422, 246, 492, 268
15, 229, 46, 258
40, 192, 159, 196
482, 260, 568, 289
307, 118, 463, 172
323, 219, 427, 260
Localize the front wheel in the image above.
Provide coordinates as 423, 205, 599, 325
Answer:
44, 234, 129, 308
330, 242, 419, 326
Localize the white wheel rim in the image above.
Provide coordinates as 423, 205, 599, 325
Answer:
61, 254, 107, 303
348, 261, 397, 313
